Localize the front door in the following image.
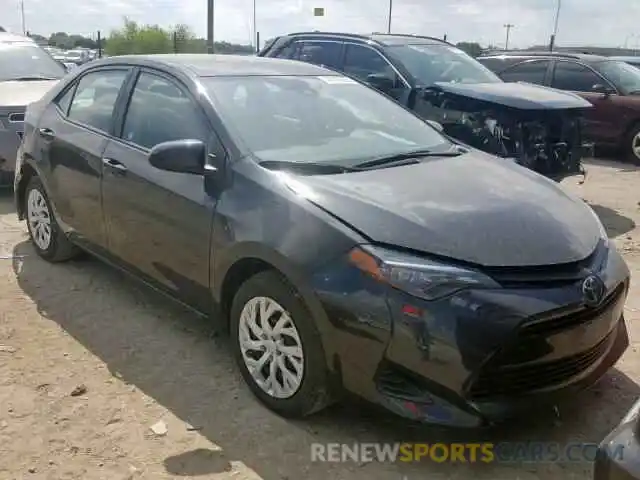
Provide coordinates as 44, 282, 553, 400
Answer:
550, 60, 621, 144
101, 70, 220, 312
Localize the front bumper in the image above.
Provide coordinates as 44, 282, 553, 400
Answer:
594, 399, 640, 480
312, 241, 630, 427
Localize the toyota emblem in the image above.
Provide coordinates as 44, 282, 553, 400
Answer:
582, 275, 606, 307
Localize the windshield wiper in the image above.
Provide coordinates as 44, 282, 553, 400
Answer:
258, 160, 358, 174
354, 147, 465, 170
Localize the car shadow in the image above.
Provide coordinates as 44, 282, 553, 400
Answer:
589, 203, 637, 239
0, 187, 15, 216
585, 157, 640, 173
11, 240, 640, 479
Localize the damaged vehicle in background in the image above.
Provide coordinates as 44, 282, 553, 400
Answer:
260, 32, 594, 181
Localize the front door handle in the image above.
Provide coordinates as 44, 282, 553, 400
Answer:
102, 157, 127, 174
38, 127, 55, 139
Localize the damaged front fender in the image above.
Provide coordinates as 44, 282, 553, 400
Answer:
410, 82, 594, 182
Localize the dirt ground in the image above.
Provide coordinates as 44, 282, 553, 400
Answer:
0, 159, 639, 480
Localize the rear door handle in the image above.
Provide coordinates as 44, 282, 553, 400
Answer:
102, 157, 128, 174
38, 127, 55, 139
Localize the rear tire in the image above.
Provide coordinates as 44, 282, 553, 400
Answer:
24, 176, 79, 262
230, 270, 333, 418
625, 123, 640, 165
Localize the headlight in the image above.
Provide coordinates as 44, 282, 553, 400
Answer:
348, 245, 499, 301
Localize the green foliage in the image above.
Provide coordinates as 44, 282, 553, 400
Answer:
455, 42, 483, 58
104, 18, 254, 56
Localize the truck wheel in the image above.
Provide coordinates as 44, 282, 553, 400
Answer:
230, 270, 333, 418
24, 176, 79, 262
626, 124, 640, 165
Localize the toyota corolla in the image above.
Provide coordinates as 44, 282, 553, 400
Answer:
14, 54, 630, 426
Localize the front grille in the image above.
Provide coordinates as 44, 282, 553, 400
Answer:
519, 283, 626, 338
469, 331, 614, 400
483, 240, 606, 288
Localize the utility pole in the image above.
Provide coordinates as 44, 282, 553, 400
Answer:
549, 0, 562, 51
387, 0, 392, 34
20, 0, 26, 35
252, 0, 257, 49
207, 0, 214, 53
503, 23, 514, 50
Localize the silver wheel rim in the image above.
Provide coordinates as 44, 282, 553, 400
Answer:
238, 296, 304, 399
633, 132, 640, 160
27, 188, 52, 251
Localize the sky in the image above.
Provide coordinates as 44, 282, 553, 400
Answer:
2, 0, 640, 49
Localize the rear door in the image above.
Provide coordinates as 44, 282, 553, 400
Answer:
33, 67, 131, 250
498, 59, 552, 86
550, 60, 621, 144
101, 68, 221, 312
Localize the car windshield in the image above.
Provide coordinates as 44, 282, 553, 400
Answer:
387, 44, 502, 86
596, 60, 640, 95
0, 44, 65, 81
203, 75, 451, 166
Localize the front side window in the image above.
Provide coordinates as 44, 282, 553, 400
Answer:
122, 72, 209, 150
387, 44, 502, 86
595, 60, 640, 95
501, 60, 550, 85
293, 41, 342, 69
204, 75, 451, 166
343, 44, 400, 86
551, 62, 604, 92
67, 70, 128, 132
0, 43, 65, 81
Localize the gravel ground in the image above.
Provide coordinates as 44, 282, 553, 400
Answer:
0, 158, 639, 480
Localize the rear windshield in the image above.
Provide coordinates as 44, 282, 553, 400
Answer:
0, 44, 65, 81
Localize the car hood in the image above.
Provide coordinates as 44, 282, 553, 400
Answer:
0, 80, 59, 107
431, 81, 592, 110
287, 152, 601, 267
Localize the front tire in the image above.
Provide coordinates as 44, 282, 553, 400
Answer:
625, 123, 640, 165
24, 176, 78, 262
230, 270, 333, 418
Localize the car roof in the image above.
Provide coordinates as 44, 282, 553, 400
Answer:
279, 31, 452, 47
0, 32, 36, 45
94, 54, 343, 77
479, 50, 608, 63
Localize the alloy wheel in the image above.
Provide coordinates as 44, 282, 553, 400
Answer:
27, 188, 52, 251
238, 296, 304, 399
632, 131, 640, 161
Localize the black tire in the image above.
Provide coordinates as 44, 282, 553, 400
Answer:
230, 270, 333, 418
625, 123, 640, 165
24, 175, 79, 262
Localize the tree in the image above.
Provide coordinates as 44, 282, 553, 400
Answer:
104, 18, 253, 55
455, 42, 483, 58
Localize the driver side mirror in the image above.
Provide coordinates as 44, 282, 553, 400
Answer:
591, 83, 615, 96
366, 73, 395, 93
149, 139, 207, 175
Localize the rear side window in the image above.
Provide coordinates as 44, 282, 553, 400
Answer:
67, 70, 128, 133
500, 60, 550, 85
291, 41, 342, 69
551, 62, 603, 92
121, 72, 209, 150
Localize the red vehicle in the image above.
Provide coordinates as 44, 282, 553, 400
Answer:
478, 52, 640, 164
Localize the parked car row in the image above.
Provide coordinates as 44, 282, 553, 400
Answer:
44, 45, 98, 66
